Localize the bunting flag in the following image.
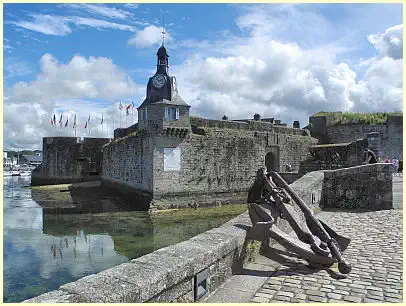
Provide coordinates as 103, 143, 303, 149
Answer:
126, 104, 131, 116
118, 101, 123, 111
58, 114, 62, 124
131, 101, 135, 109
53, 114, 56, 125
84, 121, 88, 129
88, 114, 90, 122
73, 115, 76, 128
50, 118, 54, 125
65, 118, 69, 127
100, 114, 103, 125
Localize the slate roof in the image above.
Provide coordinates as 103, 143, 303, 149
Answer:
139, 96, 190, 109
22, 155, 42, 163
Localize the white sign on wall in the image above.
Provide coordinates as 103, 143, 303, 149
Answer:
163, 148, 181, 171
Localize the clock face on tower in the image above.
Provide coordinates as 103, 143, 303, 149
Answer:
152, 74, 166, 88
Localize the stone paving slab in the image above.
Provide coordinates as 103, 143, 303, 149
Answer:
252, 209, 403, 303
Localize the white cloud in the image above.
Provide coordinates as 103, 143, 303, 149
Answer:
4, 58, 33, 78
368, 24, 403, 60
65, 4, 133, 20
4, 54, 139, 150
128, 25, 172, 48
12, 14, 72, 36
70, 16, 135, 32
4, 37, 14, 53
9, 13, 136, 36
123, 4, 140, 9
170, 10, 402, 127
350, 56, 402, 112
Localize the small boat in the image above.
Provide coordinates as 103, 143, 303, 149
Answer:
20, 170, 31, 176
11, 170, 20, 176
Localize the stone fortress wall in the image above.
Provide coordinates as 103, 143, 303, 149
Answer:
32, 137, 111, 186
309, 113, 403, 160
101, 133, 154, 194
100, 117, 317, 210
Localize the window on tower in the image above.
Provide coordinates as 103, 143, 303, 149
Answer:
159, 59, 167, 65
165, 106, 179, 120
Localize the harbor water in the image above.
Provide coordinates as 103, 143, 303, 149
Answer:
3, 176, 247, 302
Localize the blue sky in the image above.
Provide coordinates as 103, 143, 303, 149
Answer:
4, 4, 240, 86
3, 3, 403, 150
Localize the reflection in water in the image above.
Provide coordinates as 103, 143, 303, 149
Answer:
3, 176, 247, 302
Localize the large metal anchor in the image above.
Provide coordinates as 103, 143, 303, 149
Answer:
246, 168, 352, 274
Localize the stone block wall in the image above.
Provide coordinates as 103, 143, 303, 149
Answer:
101, 134, 154, 194
32, 137, 111, 186
101, 120, 316, 210
150, 133, 264, 209
322, 163, 393, 210
138, 103, 191, 133
150, 129, 316, 209
387, 120, 403, 160
309, 115, 328, 144
310, 115, 403, 161
190, 117, 308, 136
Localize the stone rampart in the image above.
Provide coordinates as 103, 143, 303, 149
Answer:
190, 116, 307, 136
101, 127, 316, 210
101, 134, 154, 196
151, 130, 315, 209
32, 137, 111, 186
323, 163, 393, 210
309, 114, 403, 160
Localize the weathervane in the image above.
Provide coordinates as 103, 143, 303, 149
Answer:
161, 13, 166, 46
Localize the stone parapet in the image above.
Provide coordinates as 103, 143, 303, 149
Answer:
322, 163, 393, 210
190, 116, 308, 136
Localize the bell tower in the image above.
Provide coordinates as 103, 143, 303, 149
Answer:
137, 43, 191, 133
156, 45, 169, 75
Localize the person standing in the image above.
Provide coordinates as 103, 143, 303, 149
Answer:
384, 157, 391, 163
392, 157, 399, 176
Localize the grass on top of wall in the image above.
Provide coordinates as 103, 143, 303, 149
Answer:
312, 111, 402, 125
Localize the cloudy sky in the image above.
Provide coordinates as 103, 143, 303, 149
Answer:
3, 3, 403, 150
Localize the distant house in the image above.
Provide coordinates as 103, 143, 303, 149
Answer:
4, 152, 17, 168
20, 154, 42, 166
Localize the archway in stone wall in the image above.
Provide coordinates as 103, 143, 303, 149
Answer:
265, 152, 278, 172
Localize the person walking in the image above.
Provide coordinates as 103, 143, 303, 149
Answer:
392, 157, 399, 176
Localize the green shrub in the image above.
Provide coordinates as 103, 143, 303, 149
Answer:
246, 240, 261, 262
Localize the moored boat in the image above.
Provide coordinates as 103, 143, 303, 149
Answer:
20, 170, 31, 176
11, 170, 20, 176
